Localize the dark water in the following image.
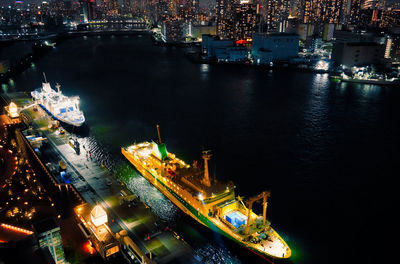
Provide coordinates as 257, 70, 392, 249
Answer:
3, 35, 399, 264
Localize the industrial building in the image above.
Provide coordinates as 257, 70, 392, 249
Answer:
251, 33, 299, 64
332, 41, 385, 67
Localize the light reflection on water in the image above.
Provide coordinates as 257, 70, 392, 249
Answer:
77, 132, 241, 263
299, 73, 330, 156
6, 35, 398, 264
1, 84, 8, 93
337, 81, 383, 98
127, 174, 179, 222
200, 64, 209, 81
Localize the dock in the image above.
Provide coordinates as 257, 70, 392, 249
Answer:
2, 92, 195, 263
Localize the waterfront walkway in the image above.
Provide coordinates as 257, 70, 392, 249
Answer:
10, 93, 193, 263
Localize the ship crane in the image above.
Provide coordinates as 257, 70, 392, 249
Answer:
245, 191, 270, 235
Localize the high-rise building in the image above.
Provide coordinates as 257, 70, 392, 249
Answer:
234, 3, 259, 40
190, 0, 200, 20
380, 9, 400, 28
81, 0, 96, 22
349, 0, 362, 25
32, 218, 66, 264
298, 0, 343, 24
103, 0, 119, 15
264, 0, 290, 32
177, 0, 199, 22
325, 0, 343, 23
299, 0, 323, 24
216, 0, 236, 39
162, 17, 184, 42
363, 0, 377, 9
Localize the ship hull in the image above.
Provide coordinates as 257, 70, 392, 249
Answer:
38, 103, 84, 127
330, 75, 400, 85
122, 148, 288, 260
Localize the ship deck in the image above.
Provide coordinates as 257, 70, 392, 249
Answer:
172, 166, 231, 198
124, 142, 291, 259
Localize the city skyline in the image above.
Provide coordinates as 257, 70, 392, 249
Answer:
1, 0, 399, 263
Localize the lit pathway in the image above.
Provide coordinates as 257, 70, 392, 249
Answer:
22, 105, 193, 263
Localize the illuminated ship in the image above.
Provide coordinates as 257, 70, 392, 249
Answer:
331, 72, 400, 85
122, 125, 291, 260
31, 73, 85, 127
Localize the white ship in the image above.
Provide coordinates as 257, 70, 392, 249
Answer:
31, 73, 85, 127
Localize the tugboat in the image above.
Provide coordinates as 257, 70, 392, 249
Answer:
122, 125, 291, 260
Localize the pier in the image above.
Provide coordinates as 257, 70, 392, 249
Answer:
1, 92, 194, 263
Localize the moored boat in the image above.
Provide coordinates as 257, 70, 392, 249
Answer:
122, 125, 291, 260
31, 73, 85, 127
330, 72, 400, 85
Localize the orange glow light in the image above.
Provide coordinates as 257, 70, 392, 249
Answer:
0, 223, 34, 235
83, 241, 95, 254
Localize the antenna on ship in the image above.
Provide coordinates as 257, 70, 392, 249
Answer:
43, 72, 48, 83
55, 83, 61, 93
201, 150, 212, 187
156, 124, 163, 144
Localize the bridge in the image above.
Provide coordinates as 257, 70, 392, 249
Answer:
77, 19, 148, 32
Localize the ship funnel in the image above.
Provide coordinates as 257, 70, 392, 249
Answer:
156, 124, 168, 161
201, 150, 212, 187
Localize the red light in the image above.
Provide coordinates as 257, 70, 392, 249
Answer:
83, 241, 95, 254
236, 40, 248, 45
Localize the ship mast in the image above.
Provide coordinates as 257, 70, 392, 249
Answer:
201, 150, 212, 187
43, 72, 48, 83
55, 83, 61, 93
156, 124, 162, 144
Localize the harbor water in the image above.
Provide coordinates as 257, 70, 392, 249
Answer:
2, 34, 399, 264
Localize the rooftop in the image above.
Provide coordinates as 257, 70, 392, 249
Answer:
32, 218, 59, 235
